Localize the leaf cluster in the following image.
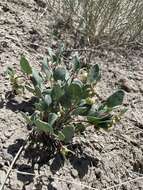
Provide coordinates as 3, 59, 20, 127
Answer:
6, 48, 127, 156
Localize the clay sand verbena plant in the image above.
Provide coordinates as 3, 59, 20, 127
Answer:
6, 47, 127, 157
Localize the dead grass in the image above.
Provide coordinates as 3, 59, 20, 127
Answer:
46, 0, 143, 44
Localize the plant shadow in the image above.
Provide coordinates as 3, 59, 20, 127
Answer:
5, 96, 36, 114
17, 164, 34, 184
7, 138, 99, 182
0, 100, 4, 109
6, 137, 100, 190
7, 139, 25, 157
1, 91, 36, 113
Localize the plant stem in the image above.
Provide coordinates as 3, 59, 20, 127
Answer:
74, 119, 90, 124
56, 105, 77, 128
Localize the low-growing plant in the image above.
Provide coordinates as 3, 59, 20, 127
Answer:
6, 49, 127, 157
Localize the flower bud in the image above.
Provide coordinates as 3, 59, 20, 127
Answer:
78, 69, 88, 82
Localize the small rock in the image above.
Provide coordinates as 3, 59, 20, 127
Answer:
50, 181, 68, 190
118, 79, 131, 92
69, 183, 82, 190
2, 151, 13, 163
2, 6, 10, 12
10, 178, 22, 190
71, 169, 78, 178
4, 130, 13, 138
118, 78, 138, 93
50, 181, 59, 190
34, 0, 46, 8
1, 134, 6, 143
34, 163, 39, 170
25, 184, 34, 190
95, 168, 102, 179
41, 186, 48, 190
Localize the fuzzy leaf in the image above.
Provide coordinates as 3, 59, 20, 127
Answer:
67, 81, 82, 100
72, 53, 81, 71
58, 131, 65, 141
87, 116, 102, 124
60, 93, 72, 108
87, 116, 112, 129
105, 90, 125, 108
32, 68, 43, 86
41, 57, 52, 79
87, 112, 112, 124
87, 64, 100, 84
44, 94, 52, 106
96, 120, 112, 129
48, 113, 58, 126
42, 56, 49, 69
53, 67, 66, 81
20, 56, 32, 75
73, 106, 90, 116
48, 47, 55, 58
35, 119, 53, 134
62, 125, 75, 143
51, 84, 64, 101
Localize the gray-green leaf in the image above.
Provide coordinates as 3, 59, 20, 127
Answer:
72, 53, 81, 71
53, 67, 66, 81
87, 64, 100, 84
58, 131, 65, 141
48, 113, 58, 126
67, 82, 82, 100
32, 68, 43, 86
51, 84, 64, 101
44, 94, 52, 106
41, 56, 52, 79
105, 90, 125, 108
20, 56, 32, 75
62, 125, 75, 143
35, 119, 53, 134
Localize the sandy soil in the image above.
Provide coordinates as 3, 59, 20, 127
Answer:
0, 1, 143, 190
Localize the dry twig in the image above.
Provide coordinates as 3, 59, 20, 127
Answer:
14, 170, 143, 190
0, 137, 28, 190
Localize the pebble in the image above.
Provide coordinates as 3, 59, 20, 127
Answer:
34, 163, 39, 170
25, 184, 33, 190
2, 150, 13, 163
4, 130, 13, 138
95, 168, 102, 179
10, 179, 22, 190
118, 78, 138, 93
71, 169, 78, 178
34, 0, 46, 8
50, 180, 68, 190
50, 181, 60, 190
69, 183, 82, 190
